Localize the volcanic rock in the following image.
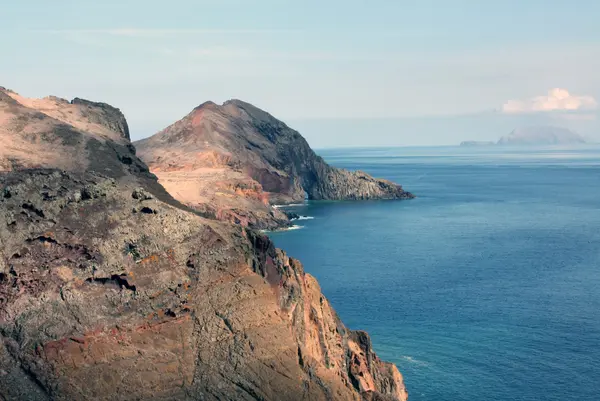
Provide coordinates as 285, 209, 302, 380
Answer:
0, 88, 408, 400
135, 100, 413, 229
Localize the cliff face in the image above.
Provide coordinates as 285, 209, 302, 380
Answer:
135, 100, 413, 229
0, 88, 408, 401
0, 88, 143, 179
70, 98, 131, 141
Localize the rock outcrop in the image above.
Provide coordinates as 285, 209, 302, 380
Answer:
1, 88, 141, 178
0, 88, 408, 400
70, 98, 131, 141
135, 100, 413, 229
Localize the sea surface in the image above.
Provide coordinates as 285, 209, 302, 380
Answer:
268, 146, 600, 401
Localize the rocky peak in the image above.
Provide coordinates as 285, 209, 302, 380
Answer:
0, 85, 408, 401
135, 99, 413, 227
0, 86, 15, 95
45, 95, 70, 104
1, 89, 130, 143
192, 100, 219, 112
0, 87, 18, 105
0, 89, 175, 205
71, 97, 131, 141
223, 98, 251, 107
223, 99, 288, 131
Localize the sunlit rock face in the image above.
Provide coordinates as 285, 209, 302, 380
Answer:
135, 99, 413, 230
0, 87, 408, 401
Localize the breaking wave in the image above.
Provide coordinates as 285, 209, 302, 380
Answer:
291, 216, 315, 221
273, 203, 306, 209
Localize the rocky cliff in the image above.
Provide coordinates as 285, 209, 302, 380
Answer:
135, 100, 413, 229
0, 88, 408, 400
0, 87, 143, 179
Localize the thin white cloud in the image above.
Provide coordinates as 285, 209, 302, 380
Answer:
502, 88, 598, 114
187, 46, 253, 59
34, 28, 297, 38
40, 27, 387, 61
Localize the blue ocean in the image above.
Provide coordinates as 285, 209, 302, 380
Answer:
269, 146, 600, 401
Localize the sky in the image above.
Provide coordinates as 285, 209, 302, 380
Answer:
2, 0, 600, 147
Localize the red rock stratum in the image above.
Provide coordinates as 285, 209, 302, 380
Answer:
0, 88, 408, 400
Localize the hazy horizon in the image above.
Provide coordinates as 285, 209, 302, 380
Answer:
2, 1, 600, 147
291, 112, 600, 148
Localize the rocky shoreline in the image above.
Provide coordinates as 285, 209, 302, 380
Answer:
134, 99, 413, 231
0, 87, 410, 401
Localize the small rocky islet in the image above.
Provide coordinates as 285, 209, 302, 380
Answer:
461, 125, 587, 147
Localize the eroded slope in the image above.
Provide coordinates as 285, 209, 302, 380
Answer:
0, 88, 408, 400
135, 100, 413, 229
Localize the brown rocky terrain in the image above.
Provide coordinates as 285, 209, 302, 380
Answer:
135, 100, 413, 229
0, 88, 408, 400
1, 87, 146, 182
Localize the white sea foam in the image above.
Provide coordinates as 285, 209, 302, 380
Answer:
286, 225, 305, 231
291, 216, 315, 221
262, 225, 305, 233
401, 356, 429, 367
273, 203, 306, 209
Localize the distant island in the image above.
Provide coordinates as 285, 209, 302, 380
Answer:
460, 140, 496, 147
461, 126, 587, 147
498, 126, 586, 145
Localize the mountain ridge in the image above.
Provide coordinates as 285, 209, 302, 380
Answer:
135, 99, 414, 229
0, 87, 409, 401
